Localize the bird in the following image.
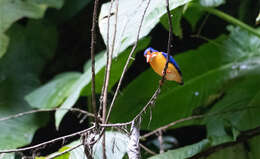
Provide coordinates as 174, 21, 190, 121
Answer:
144, 47, 183, 85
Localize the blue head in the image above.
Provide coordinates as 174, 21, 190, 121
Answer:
144, 47, 159, 63
144, 47, 158, 56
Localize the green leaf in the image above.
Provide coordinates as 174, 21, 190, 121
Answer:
99, 0, 192, 56
199, 0, 225, 7
55, 37, 150, 128
41, 131, 129, 159
183, 5, 205, 31
25, 72, 81, 109
249, 135, 260, 159
0, 20, 57, 149
160, 7, 184, 38
110, 26, 260, 131
54, 50, 106, 128
149, 139, 210, 159
0, 0, 63, 58
204, 75, 260, 135
206, 118, 234, 146
205, 144, 247, 159
0, 34, 9, 58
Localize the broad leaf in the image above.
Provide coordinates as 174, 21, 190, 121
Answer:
183, 5, 205, 31
149, 139, 210, 159
248, 135, 260, 159
160, 6, 184, 38
110, 26, 260, 131
183, 0, 225, 31
0, 20, 57, 149
205, 144, 248, 159
25, 72, 81, 109
99, 0, 192, 56
0, 0, 63, 58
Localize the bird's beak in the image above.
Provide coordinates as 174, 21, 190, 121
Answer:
146, 54, 151, 63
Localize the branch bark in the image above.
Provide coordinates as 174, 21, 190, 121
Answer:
90, 0, 100, 127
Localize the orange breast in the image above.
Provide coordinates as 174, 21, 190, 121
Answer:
149, 53, 182, 84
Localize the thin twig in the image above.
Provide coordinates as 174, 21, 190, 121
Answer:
46, 143, 82, 159
141, 106, 260, 139
141, 115, 203, 139
82, 133, 94, 159
0, 108, 95, 122
1, 105, 258, 154
100, 0, 114, 118
105, 0, 152, 123
140, 143, 157, 155
90, 0, 100, 127
196, 14, 209, 36
101, 1, 115, 158
0, 126, 95, 153
160, 0, 174, 85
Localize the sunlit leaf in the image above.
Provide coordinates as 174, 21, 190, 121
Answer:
199, 0, 225, 7
0, 153, 15, 159
99, 0, 192, 56
256, 12, 260, 25
25, 72, 81, 109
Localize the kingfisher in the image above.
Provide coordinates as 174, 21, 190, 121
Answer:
144, 47, 183, 85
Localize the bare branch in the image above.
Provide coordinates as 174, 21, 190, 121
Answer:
160, 0, 174, 85
100, 0, 117, 157
90, 0, 100, 126
0, 108, 95, 122
141, 106, 260, 139
140, 143, 157, 155
82, 132, 95, 159
141, 115, 204, 139
106, 0, 152, 123
46, 143, 82, 159
0, 126, 95, 153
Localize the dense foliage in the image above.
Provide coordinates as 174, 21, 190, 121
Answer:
0, 0, 260, 158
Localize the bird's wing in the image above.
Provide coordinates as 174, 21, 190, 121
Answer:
161, 52, 182, 75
